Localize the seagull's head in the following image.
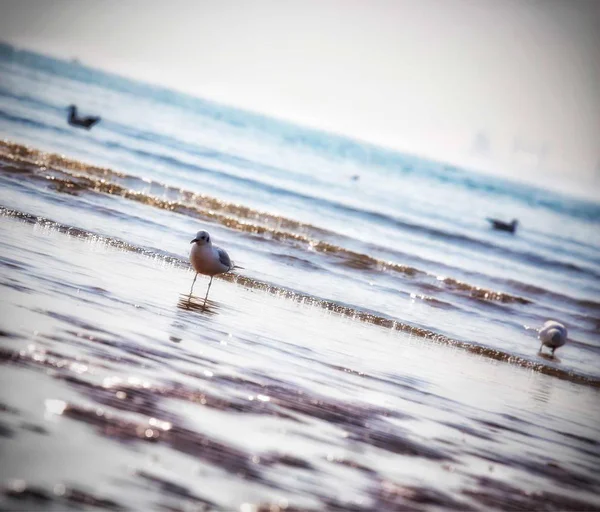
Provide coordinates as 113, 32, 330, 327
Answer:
191, 230, 211, 246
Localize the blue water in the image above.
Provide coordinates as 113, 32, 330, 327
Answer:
1, 42, 599, 377
1, 42, 600, 511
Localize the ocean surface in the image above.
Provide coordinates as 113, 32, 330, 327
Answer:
1, 43, 599, 511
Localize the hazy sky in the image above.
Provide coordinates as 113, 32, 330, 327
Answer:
1, 0, 599, 184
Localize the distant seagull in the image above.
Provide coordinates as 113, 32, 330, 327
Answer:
67, 105, 100, 129
487, 218, 518, 234
538, 320, 568, 356
189, 230, 237, 307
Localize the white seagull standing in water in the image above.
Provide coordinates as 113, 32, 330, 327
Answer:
538, 320, 568, 356
189, 230, 235, 307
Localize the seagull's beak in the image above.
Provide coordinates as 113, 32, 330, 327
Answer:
190, 238, 199, 244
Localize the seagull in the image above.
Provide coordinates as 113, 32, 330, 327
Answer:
487, 218, 518, 234
67, 105, 101, 129
538, 320, 568, 356
189, 230, 236, 307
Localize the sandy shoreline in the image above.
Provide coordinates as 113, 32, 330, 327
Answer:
2, 210, 600, 510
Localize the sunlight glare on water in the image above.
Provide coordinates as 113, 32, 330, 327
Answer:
1, 44, 600, 510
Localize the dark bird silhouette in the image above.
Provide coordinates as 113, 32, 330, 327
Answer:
67, 105, 100, 129
486, 218, 518, 234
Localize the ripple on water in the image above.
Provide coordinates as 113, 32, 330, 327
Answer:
1, 167, 600, 510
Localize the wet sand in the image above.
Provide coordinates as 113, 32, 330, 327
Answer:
1, 214, 600, 511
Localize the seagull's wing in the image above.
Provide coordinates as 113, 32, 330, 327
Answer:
216, 247, 233, 271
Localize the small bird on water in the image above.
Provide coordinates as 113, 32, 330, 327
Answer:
487, 218, 518, 234
538, 320, 568, 356
67, 105, 101, 129
189, 230, 235, 307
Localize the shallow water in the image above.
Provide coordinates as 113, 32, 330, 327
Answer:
2, 215, 600, 511
1, 43, 600, 510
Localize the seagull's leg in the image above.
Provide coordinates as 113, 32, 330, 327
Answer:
189, 273, 198, 296
551, 347, 556, 357
203, 276, 213, 308
538, 342, 543, 353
